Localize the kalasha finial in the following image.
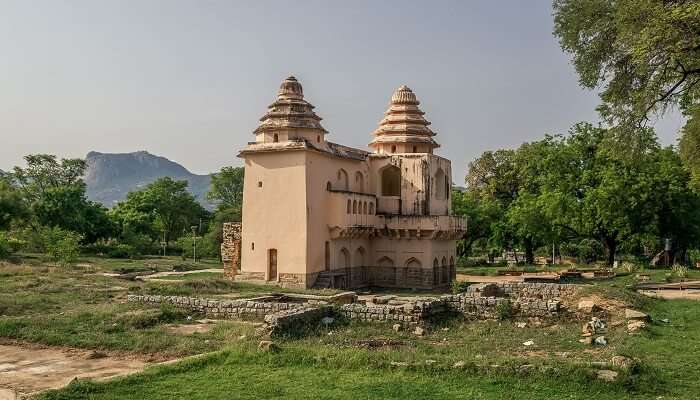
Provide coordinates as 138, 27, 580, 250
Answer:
278, 75, 304, 99
391, 84, 418, 105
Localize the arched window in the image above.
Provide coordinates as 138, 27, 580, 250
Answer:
391, 145, 396, 153
405, 258, 422, 268
337, 169, 349, 191
347, 199, 351, 214
363, 202, 368, 214
352, 200, 357, 214
441, 256, 448, 284
412, 145, 417, 153
433, 258, 439, 284
339, 248, 350, 268
273, 134, 279, 143
317, 135, 321, 143
381, 165, 401, 196
435, 168, 446, 200
326, 181, 331, 191
369, 203, 374, 214
324, 241, 330, 271
354, 247, 366, 267
377, 256, 394, 267
355, 171, 364, 192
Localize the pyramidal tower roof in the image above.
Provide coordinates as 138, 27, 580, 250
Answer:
369, 85, 439, 151
254, 76, 328, 134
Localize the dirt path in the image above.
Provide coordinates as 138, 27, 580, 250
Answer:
0, 344, 149, 397
100, 268, 224, 280
639, 289, 700, 300
456, 274, 523, 283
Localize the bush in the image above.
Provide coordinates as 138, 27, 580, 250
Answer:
620, 261, 640, 273
451, 280, 471, 294
40, 226, 82, 267
671, 264, 689, 280
0, 231, 25, 259
496, 300, 515, 320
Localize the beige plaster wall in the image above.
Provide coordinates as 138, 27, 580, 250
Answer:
240, 151, 308, 280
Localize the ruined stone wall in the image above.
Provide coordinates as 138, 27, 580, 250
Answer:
262, 306, 332, 337
221, 222, 241, 280
339, 298, 446, 325
127, 295, 303, 320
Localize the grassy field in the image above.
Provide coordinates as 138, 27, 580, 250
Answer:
1, 255, 699, 399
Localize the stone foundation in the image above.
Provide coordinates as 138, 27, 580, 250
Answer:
127, 283, 579, 330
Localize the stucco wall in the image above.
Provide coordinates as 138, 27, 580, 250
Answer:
240, 151, 308, 282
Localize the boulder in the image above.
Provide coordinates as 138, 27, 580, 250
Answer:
611, 355, 634, 369
579, 337, 593, 345
594, 336, 608, 346
627, 320, 646, 333
413, 326, 425, 336
452, 361, 466, 368
321, 316, 335, 326
258, 340, 278, 352
578, 300, 599, 313
392, 323, 402, 332
625, 309, 650, 321
596, 369, 619, 382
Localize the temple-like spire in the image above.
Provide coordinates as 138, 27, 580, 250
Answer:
254, 76, 327, 135
369, 85, 438, 153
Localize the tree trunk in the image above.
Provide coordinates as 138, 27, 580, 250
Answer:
603, 236, 617, 266
524, 237, 535, 265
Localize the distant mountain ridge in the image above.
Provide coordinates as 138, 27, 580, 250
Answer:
84, 151, 213, 208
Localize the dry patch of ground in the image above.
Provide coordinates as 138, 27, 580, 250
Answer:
639, 289, 700, 300
0, 343, 156, 397
456, 274, 523, 283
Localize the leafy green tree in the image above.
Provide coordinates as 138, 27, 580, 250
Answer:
207, 166, 244, 210
33, 185, 114, 243
0, 178, 28, 230
451, 190, 501, 258
10, 154, 113, 242
679, 106, 700, 191
553, 0, 700, 127
110, 177, 208, 246
12, 154, 87, 202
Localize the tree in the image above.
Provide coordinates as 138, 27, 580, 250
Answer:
207, 166, 244, 210
12, 154, 87, 202
0, 177, 28, 230
553, 0, 700, 127
679, 106, 700, 190
110, 177, 208, 246
33, 185, 114, 243
451, 190, 501, 258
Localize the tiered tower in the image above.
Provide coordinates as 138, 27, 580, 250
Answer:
253, 76, 327, 144
369, 85, 439, 154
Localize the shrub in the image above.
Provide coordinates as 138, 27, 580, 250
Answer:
451, 280, 471, 294
620, 261, 640, 273
671, 264, 689, 280
41, 226, 82, 267
0, 231, 25, 259
496, 300, 515, 320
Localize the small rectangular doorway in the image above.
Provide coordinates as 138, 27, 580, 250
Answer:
268, 249, 277, 281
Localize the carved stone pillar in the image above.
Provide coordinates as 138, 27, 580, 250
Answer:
221, 222, 242, 280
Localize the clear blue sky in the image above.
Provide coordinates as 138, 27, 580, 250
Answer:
0, 0, 684, 181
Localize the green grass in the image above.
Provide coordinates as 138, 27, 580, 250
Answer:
3, 255, 700, 399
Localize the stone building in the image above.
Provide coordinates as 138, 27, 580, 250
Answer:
236, 76, 466, 290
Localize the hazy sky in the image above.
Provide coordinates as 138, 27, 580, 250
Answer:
0, 1, 685, 180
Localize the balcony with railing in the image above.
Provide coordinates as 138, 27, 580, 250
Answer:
327, 190, 377, 229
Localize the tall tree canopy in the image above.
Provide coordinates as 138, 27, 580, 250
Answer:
111, 177, 208, 245
553, 0, 700, 127
207, 166, 244, 211
10, 154, 112, 242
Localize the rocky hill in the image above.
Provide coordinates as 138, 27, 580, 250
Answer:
84, 151, 212, 208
